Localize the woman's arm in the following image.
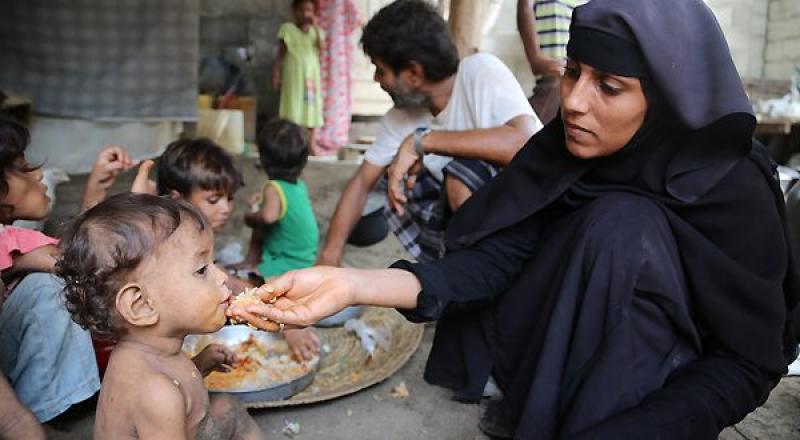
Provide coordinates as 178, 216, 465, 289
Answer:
227, 267, 422, 329
230, 214, 541, 328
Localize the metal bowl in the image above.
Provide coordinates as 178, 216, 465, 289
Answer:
183, 325, 319, 403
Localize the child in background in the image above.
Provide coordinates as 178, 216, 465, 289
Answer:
240, 119, 319, 280
272, 0, 326, 155
135, 137, 320, 362
57, 193, 264, 439
147, 138, 243, 231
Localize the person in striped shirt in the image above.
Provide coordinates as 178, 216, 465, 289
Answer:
517, 0, 587, 124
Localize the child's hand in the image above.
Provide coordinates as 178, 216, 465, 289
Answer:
130, 160, 157, 195
192, 343, 238, 377
90, 145, 136, 190
284, 328, 320, 362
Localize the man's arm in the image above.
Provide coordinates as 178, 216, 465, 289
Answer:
386, 114, 537, 215
419, 114, 538, 165
317, 161, 385, 266
517, 0, 564, 77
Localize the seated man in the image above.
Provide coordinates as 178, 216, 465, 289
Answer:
318, 0, 541, 265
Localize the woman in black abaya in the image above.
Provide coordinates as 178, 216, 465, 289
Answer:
230, 0, 800, 438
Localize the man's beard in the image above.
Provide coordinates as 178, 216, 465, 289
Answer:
388, 79, 430, 109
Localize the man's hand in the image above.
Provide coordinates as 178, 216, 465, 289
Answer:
387, 134, 423, 216
529, 53, 564, 78
130, 159, 157, 195
192, 343, 238, 376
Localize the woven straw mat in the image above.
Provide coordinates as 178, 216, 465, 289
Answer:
246, 307, 423, 409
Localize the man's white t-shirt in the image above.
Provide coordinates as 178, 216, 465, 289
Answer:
364, 53, 541, 181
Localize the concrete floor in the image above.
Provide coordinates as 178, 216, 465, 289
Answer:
45, 158, 800, 439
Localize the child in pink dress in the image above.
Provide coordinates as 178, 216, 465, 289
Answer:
0, 118, 138, 424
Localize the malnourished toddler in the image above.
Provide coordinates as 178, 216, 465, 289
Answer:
57, 193, 264, 439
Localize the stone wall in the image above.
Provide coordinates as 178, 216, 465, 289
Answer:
765, 0, 800, 80
699, 0, 770, 79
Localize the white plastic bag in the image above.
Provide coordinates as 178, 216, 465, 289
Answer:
344, 319, 390, 356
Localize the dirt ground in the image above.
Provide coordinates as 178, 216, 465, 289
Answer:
45, 158, 800, 439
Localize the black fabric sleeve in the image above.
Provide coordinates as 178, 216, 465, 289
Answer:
391, 215, 541, 323
567, 353, 777, 440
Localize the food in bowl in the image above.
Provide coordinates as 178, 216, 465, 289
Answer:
196, 333, 318, 392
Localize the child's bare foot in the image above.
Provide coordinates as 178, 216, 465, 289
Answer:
284, 328, 320, 362
192, 344, 237, 376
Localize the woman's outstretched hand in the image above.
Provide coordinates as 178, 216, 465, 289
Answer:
227, 267, 358, 330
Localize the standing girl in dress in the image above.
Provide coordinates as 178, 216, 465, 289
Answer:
273, 0, 326, 155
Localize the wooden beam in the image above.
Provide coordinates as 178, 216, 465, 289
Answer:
448, 0, 488, 57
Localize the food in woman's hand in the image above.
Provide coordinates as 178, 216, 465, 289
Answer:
228, 286, 277, 326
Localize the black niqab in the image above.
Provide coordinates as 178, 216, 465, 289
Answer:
447, 0, 799, 375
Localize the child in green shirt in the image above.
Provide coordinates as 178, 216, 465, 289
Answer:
241, 119, 319, 280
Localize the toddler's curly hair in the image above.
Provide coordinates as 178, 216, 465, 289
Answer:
56, 192, 208, 341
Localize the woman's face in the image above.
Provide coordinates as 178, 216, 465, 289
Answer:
3, 158, 49, 222
560, 59, 648, 159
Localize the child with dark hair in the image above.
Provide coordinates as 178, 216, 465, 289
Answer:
234, 119, 321, 361
272, 0, 326, 154
0, 117, 146, 425
57, 193, 264, 439
241, 119, 318, 278
134, 137, 244, 231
